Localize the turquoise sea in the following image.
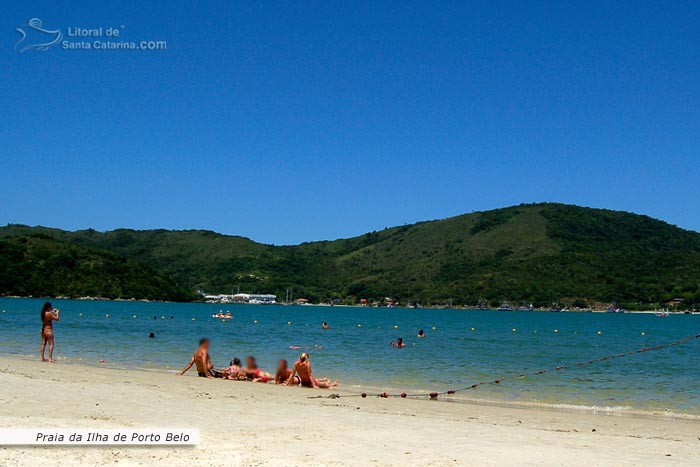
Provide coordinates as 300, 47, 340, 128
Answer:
1, 298, 698, 417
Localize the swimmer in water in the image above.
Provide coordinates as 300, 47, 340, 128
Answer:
177, 338, 224, 378
417, 329, 425, 338
286, 352, 338, 389
275, 359, 299, 385
395, 337, 406, 348
40, 302, 59, 362
322, 322, 329, 330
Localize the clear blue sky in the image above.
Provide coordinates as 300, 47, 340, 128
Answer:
3, 1, 699, 244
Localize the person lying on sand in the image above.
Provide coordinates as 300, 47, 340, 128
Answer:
225, 357, 243, 380
275, 359, 300, 385
286, 352, 338, 389
177, 338, 223, 378
242, 356, 272, 383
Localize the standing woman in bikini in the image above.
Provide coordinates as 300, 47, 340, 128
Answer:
40, 302, 59, 362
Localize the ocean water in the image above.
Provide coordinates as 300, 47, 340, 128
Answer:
1, 297, 698, 417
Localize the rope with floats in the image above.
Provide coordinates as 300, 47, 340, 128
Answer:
307, 333, 700, 400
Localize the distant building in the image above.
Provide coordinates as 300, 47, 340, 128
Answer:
204, 293, 276, 304
232, 293, 277, 304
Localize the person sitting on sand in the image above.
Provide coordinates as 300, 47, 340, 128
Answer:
275, 359, 300, 385
243, 356, 272, 383
177, 338, 223, 378
417, 330, 425, 339
226, 357, 243, 380
40, 302, 59, 363
286, 352, 338, 389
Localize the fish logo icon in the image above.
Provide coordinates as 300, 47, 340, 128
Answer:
15, 18, 62, 54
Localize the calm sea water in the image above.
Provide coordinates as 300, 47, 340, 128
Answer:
1, 298, 698, 417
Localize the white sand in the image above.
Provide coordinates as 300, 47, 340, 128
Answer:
0, 356, 698, 466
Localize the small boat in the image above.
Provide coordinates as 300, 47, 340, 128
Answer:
496, 303, 513, 311
211, 311, 233, 319
655, 309, 670, 318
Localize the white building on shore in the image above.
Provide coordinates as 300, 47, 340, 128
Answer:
203, 293, 277, 304
232, 293, 277, 304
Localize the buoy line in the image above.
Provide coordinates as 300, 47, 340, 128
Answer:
307, 333, 700, 401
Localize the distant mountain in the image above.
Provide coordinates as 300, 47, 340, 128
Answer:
0, 234, 193, 301
2, 203, 700, 308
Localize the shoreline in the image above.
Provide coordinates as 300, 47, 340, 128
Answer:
2, 352, 698, 423
4, 296, 697, 314
1, 355, 699, 466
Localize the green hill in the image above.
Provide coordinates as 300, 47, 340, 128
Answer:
2, 204, 700, 308
0, 235, 194, 301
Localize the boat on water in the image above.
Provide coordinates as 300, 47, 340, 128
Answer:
606, 305, 625, 313
496, 303, 514, 311
212, 311, 233, 319
655, 309, 670, 317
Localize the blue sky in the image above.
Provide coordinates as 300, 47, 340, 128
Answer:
3, 1, 699, 244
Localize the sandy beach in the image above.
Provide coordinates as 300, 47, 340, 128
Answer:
0, 356, 697, 466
